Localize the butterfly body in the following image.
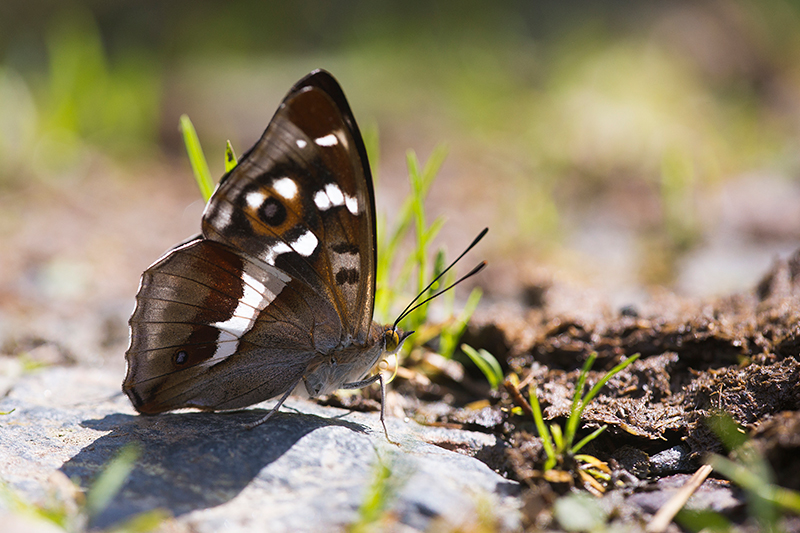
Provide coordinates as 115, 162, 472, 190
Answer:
303, 323, 401, 398
123, 70, 409, 422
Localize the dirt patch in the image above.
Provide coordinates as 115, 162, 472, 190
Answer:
389, 250, 800, 530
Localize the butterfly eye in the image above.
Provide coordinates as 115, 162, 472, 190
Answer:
174, 350, 189, 365
384, 329, 400, 353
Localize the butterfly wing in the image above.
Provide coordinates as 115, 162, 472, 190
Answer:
124, 70, 377, 413
202, 70, 377, 345
123, 238, 345, 412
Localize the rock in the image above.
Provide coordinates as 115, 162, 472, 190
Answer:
626, 473, 743, 516
649, 444, 696, 475
0, 365, 520, 532
611, 445, 650, 479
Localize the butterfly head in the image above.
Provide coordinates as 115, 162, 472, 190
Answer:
381, 325, 414, 355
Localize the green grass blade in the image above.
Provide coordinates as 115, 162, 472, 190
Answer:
374, 146, 446, 325
707, 454, 783, 527
565, 353, 639, 450
708, 412, 750, 452
179, 114, 214, 202
461, 344, 503, 390
708, 455, 769, 497
676, 508, 733, 532
550, 423, 564, 453
773, 486, 800, 514
361, 122, 381, 183
350, 461, 393, 532
407, 150, 427, 298
432, 249, 447, 287
439, 287, 483, 358
573, 354, 597, 407
571, 425, 607, 455
112, 509, 172, 532
400, 217, 446, 330
407, 147, 447, 295
581, 354, 640, 410
564, 353, 597, 449
85, 444, 140, 518
420, 145, 448, 187
529, 387, 557, 471
348, 456, 409, 533
224, 140, 238, 173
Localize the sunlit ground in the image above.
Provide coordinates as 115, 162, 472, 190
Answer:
2, 1, 800, 358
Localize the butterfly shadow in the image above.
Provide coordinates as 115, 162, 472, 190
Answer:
59, 408, 368, 529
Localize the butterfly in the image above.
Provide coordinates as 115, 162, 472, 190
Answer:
123, 69, 486, 438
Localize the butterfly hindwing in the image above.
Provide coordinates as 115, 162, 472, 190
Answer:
123, 238, 342, 413
202, 71, 376, 345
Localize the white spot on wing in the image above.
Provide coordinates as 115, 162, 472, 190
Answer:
314, 190, 332, 210
314, 183, 348, 212
325, 183, 344, 206
344, 194, 359, 215
293, 230, 319, 257
296, 139, 307, 149
273, 177, 298, 200
315, 133, 338, 147
209, 201, 234, 228
246, 190, 267, 209
264, 241, 292, 265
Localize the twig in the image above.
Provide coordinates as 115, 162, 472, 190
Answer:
646, 464, 713, 533
503, 377, 535, 419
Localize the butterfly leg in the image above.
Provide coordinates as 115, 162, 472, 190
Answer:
244, 380, 300, 430
341, 373, 398, 445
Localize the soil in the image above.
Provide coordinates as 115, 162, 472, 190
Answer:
375, 249, 800, 531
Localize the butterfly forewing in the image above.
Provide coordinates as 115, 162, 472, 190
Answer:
202, 72, 376, 345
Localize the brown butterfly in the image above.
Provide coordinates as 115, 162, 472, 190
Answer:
123, 70, 485, 437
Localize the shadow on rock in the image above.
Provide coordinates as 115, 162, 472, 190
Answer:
60, 409, 368, 529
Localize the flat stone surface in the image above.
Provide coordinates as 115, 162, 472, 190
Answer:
0, 365, 520, 532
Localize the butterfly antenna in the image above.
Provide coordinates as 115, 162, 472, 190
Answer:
393, 228, 488, 328
394, 261, 487, 327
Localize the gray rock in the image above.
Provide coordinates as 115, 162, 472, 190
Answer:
649, 444, 696, 475
0, 366, 520, 532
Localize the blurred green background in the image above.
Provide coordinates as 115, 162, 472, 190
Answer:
2, 0, 800, 308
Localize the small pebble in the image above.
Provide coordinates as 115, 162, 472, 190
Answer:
649, 444, 695, 475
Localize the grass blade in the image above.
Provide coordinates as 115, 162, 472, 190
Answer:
439, 287, 482, 358
224, 140, 237, 173
571, 425, 607, 455
582, 354, 640, 410
461, 344, 503, 390
565, 354, 597, 446
85, 444, 140, 518
529, 387, 557, 471
179, 114, 214, 202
